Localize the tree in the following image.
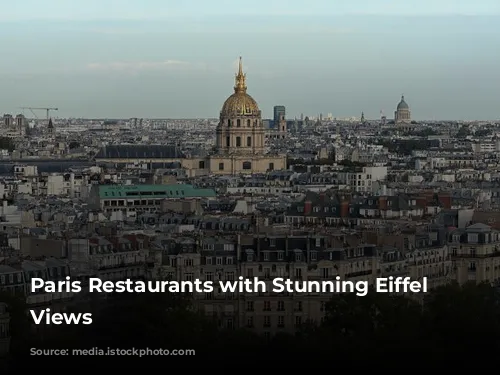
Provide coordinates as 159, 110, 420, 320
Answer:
457, 125, 470, 139
423, 282, 500, 358
0, 138, 15, 152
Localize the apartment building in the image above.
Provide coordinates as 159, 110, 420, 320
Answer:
89, 184, 216, 214
449, 223, 500, 285
153, 233, 379, 335
68, 234, 150, 282
0, 303, 10, 358
336, 166, 387, 193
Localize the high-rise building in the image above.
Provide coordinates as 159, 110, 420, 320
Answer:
273, 106, 285, 126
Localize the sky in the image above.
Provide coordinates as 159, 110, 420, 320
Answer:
0, 0, 499, 120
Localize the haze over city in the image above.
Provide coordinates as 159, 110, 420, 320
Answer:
1, 0, 499, 120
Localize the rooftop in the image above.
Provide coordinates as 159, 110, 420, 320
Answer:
99, 184, 216, 199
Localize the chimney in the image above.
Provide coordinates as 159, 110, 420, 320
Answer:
304, 200, 312, 215
340, 201, 349, 218
379, 197, 387, 210
438, 194, 452, 209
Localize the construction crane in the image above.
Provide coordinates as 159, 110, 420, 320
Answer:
20, 107, 58, 120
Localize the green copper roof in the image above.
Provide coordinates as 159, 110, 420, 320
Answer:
99, 184, 216, 199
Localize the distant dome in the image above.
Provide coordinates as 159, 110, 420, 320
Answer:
220, 57, 260, 117
397, 95, 409, 110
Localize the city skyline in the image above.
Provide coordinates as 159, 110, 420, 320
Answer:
0, 1, 499, 120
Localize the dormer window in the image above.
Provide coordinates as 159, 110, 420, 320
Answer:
468, 233, 478, 243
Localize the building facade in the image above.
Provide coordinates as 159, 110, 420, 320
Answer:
0, 303, 10, 358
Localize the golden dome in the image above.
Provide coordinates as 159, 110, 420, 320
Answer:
220, 57, 260, 117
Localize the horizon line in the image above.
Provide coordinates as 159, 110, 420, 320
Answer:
1, 13, 500, 22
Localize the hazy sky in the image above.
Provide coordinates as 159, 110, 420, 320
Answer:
1, 1, 499, 120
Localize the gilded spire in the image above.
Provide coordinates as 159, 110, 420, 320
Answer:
234, 56, 247, 93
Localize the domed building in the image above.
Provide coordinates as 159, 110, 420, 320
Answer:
94, 57, 287, 176
394, 95, 411, 124
208, 57, 287, 175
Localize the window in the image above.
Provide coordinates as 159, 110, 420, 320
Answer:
321, 268, 329, 278
216, 257, 223, 265
278, 316, 285, 328
219, 163, 224, 171
311, 251, 317, 261
243, 161, 252, 170
198, 160, 205, 169
264, 316, 271, 328
277, 251, 284, 261
263, 252, 270, 261
247, 136, 252, 147
246, 301, 254, 311
269, 162, 274, 170
236, 137, 241, 147
277, 301, 285, 311
226, 137, 230, 147
295, 316, 302, 327
295, 268, 302, 279
264, 268, 270, 279
468, 233, 478, 243
246, 317, 253, 328
264, 301, 271, 311
247, 119, 251, 127
295, 302, 302, 311
206, 257, 213, 265
237, 119, 241, 127
269, 238, 276, 247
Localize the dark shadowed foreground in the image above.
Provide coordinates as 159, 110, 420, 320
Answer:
2, 282, 499, 368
